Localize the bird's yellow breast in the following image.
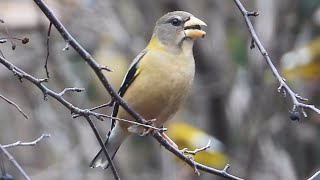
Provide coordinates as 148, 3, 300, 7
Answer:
117, 49, 195, 130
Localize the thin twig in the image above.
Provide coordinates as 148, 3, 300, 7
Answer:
308, 170, 320, 180
84, 116, 120, 180
72, 101, 115, 118
44, 22, 52, 78
58, 87, 85, 97
0, 94, 29, 119
233, 0, 320, 118
2, 133, 50, 148
90, 112, 167, 132
152, 131, 242, 180
0, 19, 16, 50
181, 139, 211, 155
0, 146, 30, 180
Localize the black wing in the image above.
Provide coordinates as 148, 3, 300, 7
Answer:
110, 50, 147, 130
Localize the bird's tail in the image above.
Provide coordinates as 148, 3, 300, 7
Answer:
90, 126, 128, 169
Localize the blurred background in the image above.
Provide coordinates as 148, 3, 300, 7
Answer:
0, 0, 320, 179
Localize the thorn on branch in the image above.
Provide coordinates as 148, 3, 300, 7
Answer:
180, 139, 211, 155
250, 39, 255, 49
38, 78, 49, 83
45, 22, 52, 79
100, 65, 114, 72
223, 164, 231, 175
277, 84, 286, 97
58, 87, 85, 97
247, 11, 260, 16
194, 165, 200, 176
295, 94, 308, 101
62, 42, 69, 51
301, 108, 307, 118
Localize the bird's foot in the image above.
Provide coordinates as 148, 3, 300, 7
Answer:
139, 119, 157, 136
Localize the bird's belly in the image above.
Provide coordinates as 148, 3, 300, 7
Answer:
117, 68, 193, 128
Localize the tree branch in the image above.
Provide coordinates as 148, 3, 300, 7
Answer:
0, 94, 29, 119
180, 139, 211, 155
0, 146, 30, 180
233, 0, 320, 119
308, 170, 320, 180
2, 133, 50, 148
0, 134, 50, 180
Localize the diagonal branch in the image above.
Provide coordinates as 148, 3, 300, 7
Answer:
0, 146, 30, 180
308, 170, 320, 180
0, 94, 29, 119
233, 0, 320, 119
83, 115, 119, 180
0, 134, 50, 180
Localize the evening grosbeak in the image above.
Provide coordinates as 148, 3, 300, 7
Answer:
90, 11, 207, 169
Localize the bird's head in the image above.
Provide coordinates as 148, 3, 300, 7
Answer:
148, 11, 207, 53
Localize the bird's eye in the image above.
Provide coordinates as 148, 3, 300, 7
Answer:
170, 18, 182, 26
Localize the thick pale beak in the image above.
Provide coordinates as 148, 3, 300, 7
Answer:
184, 16, 207, 38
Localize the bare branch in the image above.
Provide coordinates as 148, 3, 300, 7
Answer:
91, 112, 167, 132
83, 116, 119, 180
72, 101, 115, 118
2, 134, 50, 148
233, 0, 320, 117
0, 146, 30, 180
0, 94, 29, 119
153, 132, 242, 180
181, 139, 211, 155
308, 170, 320, 180
44, 22, 52, 78
58, 87, 85, 97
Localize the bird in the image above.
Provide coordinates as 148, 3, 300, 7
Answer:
166, 122, 229, 169
90, 11, 207, 169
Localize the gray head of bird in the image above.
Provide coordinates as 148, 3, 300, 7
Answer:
151, 11, 207, 52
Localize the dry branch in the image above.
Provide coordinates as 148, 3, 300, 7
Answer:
0, 94, 29, 119
0, 134, 50, 180
233, 0, 320, 118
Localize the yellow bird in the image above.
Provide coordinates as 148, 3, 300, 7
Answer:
90, 11, 207, 169
167, 122, 229, 169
